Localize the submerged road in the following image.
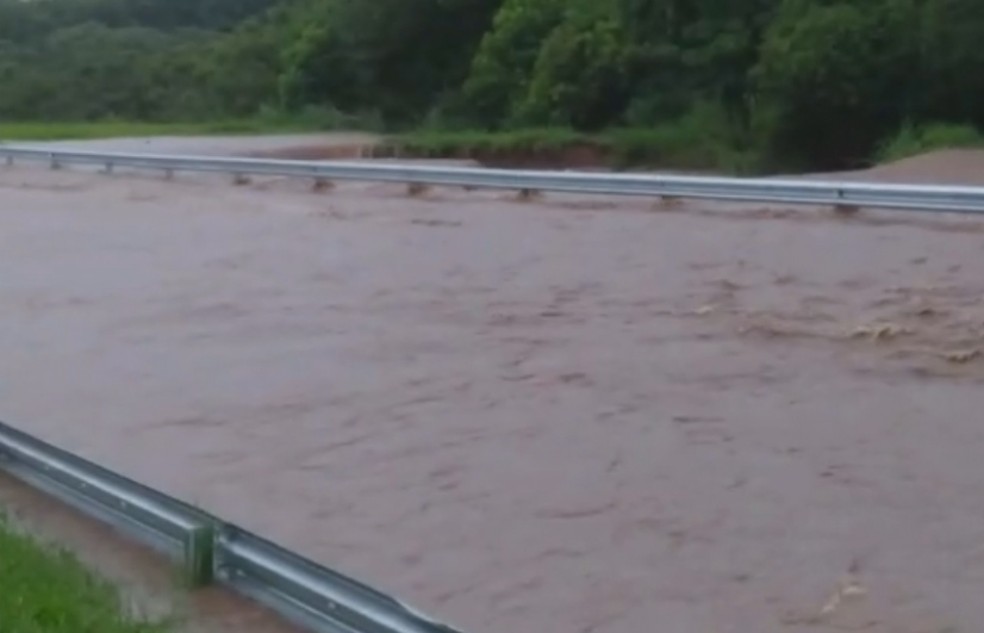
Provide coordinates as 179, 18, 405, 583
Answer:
2, 164, 983, 633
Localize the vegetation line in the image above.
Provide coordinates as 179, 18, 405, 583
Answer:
0, 514, 170, 633
2, 0, 984, 171
0, 120, 327, 142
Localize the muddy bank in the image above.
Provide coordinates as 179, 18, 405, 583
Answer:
14, 132, 381, 158
239, 140, 612, 169
2, 166, 984, 633
21, 133, 984, 182
822, 148, 984, 186
0, 474, 292, 633
384, 141, 612, 170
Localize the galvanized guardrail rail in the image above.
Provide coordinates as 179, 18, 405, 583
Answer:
3, 144, 984, 213
0, 420, 463, 633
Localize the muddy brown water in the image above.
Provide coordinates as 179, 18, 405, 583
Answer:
2, 166, 984, 633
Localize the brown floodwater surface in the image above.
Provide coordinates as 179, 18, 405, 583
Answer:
2, 166, 984, 633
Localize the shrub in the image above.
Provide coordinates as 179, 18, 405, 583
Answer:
875, 122, 984, 163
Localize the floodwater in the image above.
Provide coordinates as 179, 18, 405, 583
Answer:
2, 165, 984, 633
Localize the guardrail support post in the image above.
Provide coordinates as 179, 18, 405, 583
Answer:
103, 162, 114, 175
50, 158, 61, 170
657, 195, 682, 209
407, 182, 429, 197
4, 156, 12, 167
183, 525, 215, 587
312, 178, 334, 192
833, 188, 859, 215
517, 188, 542, 201
164, 168, 174, 181
233, 173, 251, 186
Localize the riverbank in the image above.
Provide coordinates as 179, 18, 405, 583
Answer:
0, 473, 296, 633
0, 120, 320, 142
0, 513, 169, 633
0, 121, 751, 172
7, 120, 984, 175
388, 127, 756, 173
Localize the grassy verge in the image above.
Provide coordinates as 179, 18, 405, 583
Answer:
393, 127, 590, 154
2, 114, 760, 172
875, 122, 984, 163
0, 516, 168, 633
0, 119, 320, 142
389, 126, 759, 173
0, 106, 386, 141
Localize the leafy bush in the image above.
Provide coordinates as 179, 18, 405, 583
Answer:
392, 107, 761, 174
8, 0, 984, 171
875, 122, 984, 163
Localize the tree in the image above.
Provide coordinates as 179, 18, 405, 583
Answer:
918, 0, 984, 127
753, 0, 918, 168
459, 0, 566, 127
516, 2, 629, 129
3, 0, 983, 170
280, 0, 503, 123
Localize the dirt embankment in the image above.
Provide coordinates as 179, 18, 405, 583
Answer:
17, 133, 382, 159
23, 132, 984, 180
341, 144, 984, 178
395, 142, 612, 170
253, 141, 611, 169
829, 149, 984, 185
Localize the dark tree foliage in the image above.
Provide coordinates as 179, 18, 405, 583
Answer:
1, 0, 982, 167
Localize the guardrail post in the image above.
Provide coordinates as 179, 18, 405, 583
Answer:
103, 162, 114, 174
833, 188, 859, 215
517, 188, 542, 201
656, 195, 682, 209
4, 156, 12, 167
50, 156, 61, 170
407, 182, 429, 197
0, 420, 220, 594
183, 525, 214, 587
232, 173, 251, 186
312, 178, 334, 192
164, 168, 174, 181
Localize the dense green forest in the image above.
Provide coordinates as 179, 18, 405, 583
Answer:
1, 0, 983, 169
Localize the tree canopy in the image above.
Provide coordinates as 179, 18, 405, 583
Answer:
2, 0, 984, 168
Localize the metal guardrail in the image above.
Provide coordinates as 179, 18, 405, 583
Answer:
216, 525, 459, 633
0, 421, 214, 585
0, 420, 463, 633
3, 144, 984, 213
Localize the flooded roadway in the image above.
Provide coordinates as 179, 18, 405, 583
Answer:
2, 165, 984, 633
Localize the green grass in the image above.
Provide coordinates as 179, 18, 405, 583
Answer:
0, 516, 169, 633
875, 122, 984, 163
605, 127, 757, 173
392, 127, 590, 154
391, 124, 757, 173
389, 102, 761, 172
0, 106, 386, 141
0, 119, 313, 142
2, 109, 756, 172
